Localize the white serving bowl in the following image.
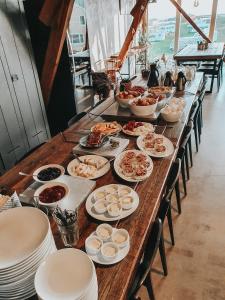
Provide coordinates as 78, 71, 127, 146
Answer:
96, 224, 113, 241
33, 164, 65, 183
115, 94, 139, 108
129, 100, 157, 116
94, 200, 107, 214
120, 195, 134, 210
101, 242, 119, 261
85, 236, 103, 255
160, 107, 183, 123
107, 202, 122, 217
111, 229, 129, 248
34, 182, 69, 208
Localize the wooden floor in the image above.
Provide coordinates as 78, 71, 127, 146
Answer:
140, 76, 225, 300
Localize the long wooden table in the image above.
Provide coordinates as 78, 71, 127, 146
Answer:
174, 42, 224, 93
0, 73, 203, 300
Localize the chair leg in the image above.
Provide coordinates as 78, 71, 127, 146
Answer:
181, 159, 187, 196
194, 124, 199, 152
197, 115, 201, 143
167, 205, 175, 246
188, 137, 193, 167
175, 180, 181, 214
159, 232, 168, 276
184, 147, 190, 180
145, 274, 155, 300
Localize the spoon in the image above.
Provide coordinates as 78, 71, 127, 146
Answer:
19, 172, 38, 178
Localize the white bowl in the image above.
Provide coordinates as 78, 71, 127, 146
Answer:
129, 100, 157, 116
120, 195, 134, 210
33, 164, 65, 183
101, 242, 119, 261
34, 182, 69, 208
161, 108, 183, 123
85, 236, 103, 255
107, 202, 122, 217
96, 224, 113, 241
111, 229, 129, 248
94, 199, 107, 214
115, 94, 139, 108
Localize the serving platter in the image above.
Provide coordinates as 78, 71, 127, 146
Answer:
85, 184, 139, 221
122, 121, 154, 136
86, 229, 130, 265
114, 150, 153, 182
91, 122, 122, 136
67, 155, 110, 180
137, 133, 174, 158
79, 135, 109, 149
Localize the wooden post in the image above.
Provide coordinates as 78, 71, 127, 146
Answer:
39, 0, 75, 106
170, 0, 211, 43
174, 0, 182, 53
209, 0, 218, 41
118, 0, 149, 68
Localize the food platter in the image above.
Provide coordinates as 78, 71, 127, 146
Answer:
79, 134, 109, 149
91, 122, 122, 136
67, 155, 110, 180
122, 121, 154, 136
137, 133, 174, 158
85, 184, 139, 221
114, 150, 153, 182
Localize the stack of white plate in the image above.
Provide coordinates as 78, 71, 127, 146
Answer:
35, 248, 98, 300
0, 207, 56, 299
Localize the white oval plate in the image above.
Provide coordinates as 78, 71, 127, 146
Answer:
67, 155, 110, 180
122, 122, 154, 136
85, 184, 139, 222
137, 134, 174, 158
33, 164, 65, 183
91, 122, 122, 136
86, 229, 130, 265
114, 150, 153, 182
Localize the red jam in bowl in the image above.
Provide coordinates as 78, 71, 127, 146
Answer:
39, 185, 66, 203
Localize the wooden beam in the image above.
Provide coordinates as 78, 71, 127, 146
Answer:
174, 0, 181, 53
39, 0, 61, 26
170, 0, 211, 43
118, 0, 148, 68
39, 0, 74, 106
209, 0, 218, 41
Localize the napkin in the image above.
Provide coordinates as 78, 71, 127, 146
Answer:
0, 192, 22, 213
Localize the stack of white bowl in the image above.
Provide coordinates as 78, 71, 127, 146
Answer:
0, 207, 56, 299
35, 248, 98, 300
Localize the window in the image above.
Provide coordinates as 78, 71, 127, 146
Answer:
215, 0, 225, 42
76, 0, 84, 8
179, 0, 213, 50
148, 1, 176, 61
80, 16, 85, 25
70, 34, 84, 44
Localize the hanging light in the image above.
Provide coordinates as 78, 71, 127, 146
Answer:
194, 0, 199, 7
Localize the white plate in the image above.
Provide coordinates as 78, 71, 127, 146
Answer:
33, 164, 65, 183
85, 184, 139, 221
114, 150, 153, 182
0, 207, 49, 269
137, 134, 174, 158
86, 230, 130, 265
90, 122, 122, 136
122, 122, 154, 136
67, 155, 110, 180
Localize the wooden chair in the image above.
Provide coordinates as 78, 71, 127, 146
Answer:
177, 121, 193, 196
67, 111, 87, 127
129, 218, 166, 300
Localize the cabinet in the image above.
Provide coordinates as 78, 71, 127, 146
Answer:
0, 0, 50, 172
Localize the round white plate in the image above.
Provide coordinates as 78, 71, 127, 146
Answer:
0, 207, 49, 269
91, 122, 122, 136
33, 164, 65, 183
86, 230, 130, 265
67, 155, 110, 180
122, 122, 154, 136
85, 184, 139, 221
35, 249, 95, 300
137, 134, 174, 158
114, 150, 153, 182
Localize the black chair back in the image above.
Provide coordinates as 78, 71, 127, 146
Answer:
177, 121, 193, 160
67, 111, 87, 127
129, 218, 163, 300
165, 158, 181, 198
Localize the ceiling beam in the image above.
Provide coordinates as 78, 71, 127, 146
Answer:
39, 0, 75, 106
170, 0, 211, 43
209, 0, 218, 41
118, 0, 149, 68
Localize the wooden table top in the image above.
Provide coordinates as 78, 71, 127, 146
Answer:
174, 42, 224, 61
0, 74, 203, 300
